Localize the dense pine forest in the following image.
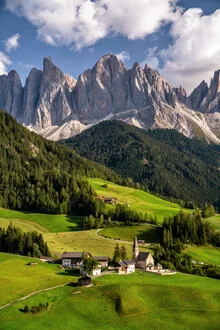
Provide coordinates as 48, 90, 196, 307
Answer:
0, 223, 50, 257
62, 120, 220, 207
0, 110, 121, 215
154, 210, 220, 279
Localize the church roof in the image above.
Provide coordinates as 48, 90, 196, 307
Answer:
137, 252, 151, 261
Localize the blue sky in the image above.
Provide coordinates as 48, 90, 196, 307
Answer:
0, 0, 220, 93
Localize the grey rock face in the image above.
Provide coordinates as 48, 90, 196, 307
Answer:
34, 57, 73, 128
188, 71, 220, 113
173, 86, 187, 103
23, 68, 42, 125
0, 70, 23, 120
187, 80, 208, 110
0, 54, 219, 143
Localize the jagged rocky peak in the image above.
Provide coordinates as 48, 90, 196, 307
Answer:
0, 55, 220, 143
188, 80, 208, 110
93, 53, 126, 74
173, 86, 187, 103
144, 64, 176, 107
22, 68, 42, 125
0, 69, 23, 119
64, 73, 77, 91
188, 70, 220, 113
210, 69, 220, 95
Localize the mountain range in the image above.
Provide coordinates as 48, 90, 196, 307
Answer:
0, 54, 220, 143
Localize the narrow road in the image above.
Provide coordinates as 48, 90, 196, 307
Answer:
0, 283, 69, 311
96, 229, 150, 247
96, 229, 131, 244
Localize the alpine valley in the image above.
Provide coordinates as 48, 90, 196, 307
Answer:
0, 54, 220, 143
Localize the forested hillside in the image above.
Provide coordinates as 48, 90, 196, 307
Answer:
0, 110, 121, 214
63, 121, 220, 206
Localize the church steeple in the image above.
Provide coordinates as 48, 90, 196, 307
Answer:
133, 236, 139, 260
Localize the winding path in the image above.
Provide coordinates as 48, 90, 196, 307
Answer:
0, 283, 68, 311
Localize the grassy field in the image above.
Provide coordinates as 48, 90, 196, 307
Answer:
186, 245, 220, 266
206, 215, 220, 232
0, 272, 219, 330
44, 230, 150, 257
0, 253, 76, 307
88, 178, 189, 223
0, 208, 83, 232
99, 224, 161, 243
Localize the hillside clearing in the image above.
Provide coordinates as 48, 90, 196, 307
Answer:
186, 245, 220, 266
88, 178, 190, 223
98, 225, 161, 243
0, 209, 83, 233
206, 215, 220, 232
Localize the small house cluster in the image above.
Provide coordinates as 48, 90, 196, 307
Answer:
61, 251, 109, 277
96, 196, 118, 205
61, 237, 175, 284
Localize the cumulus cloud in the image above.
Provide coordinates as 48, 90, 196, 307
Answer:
160, 8, 220, 94
116, 51, 130, 63
4, 0, 181, 50
5, 33, 20, 52
141, 47, 160, 70
0, 52, 12, 75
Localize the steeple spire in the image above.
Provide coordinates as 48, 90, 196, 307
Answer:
133, 236, 139, 261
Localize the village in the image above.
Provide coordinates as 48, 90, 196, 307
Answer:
61, 237, 176, 286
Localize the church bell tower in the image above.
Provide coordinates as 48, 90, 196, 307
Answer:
133, 236, 139, 261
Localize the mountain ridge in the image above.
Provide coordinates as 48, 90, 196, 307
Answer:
0, 54, 220, 143
62, 120, 220, 206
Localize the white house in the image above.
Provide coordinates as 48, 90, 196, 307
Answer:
61, 252, 90, 267
116, 260, 135, 274
92, 265, 102, 276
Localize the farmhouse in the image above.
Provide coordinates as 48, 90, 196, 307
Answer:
116, 260, 135, 274
61, 251, 91, 267
93, 256, 109, 267
104, 197, 118, 204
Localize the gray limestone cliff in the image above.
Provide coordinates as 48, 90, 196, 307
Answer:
187, 71, 220, 113
0, 54, 219, 143
0, 70, 23, 120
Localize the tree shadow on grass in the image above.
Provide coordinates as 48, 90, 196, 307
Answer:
57, 269, 80, 276
137, 226, 162, 243
65, 214, 84, 232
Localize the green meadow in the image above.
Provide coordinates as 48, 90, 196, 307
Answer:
99, 224, 161, 243
186, 245, 220, 266
0, 252, 75, 307
205, 214, 220, 232
88, 178, 189, 223
0, 208, 83, 233
43, 230, 149, 257
0, 272, 219, 330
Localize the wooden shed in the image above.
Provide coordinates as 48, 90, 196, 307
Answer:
77, 276, 92, 287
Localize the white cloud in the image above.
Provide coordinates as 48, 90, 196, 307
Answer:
0, 52, 12, 75
4, 0, 181, 50
116, 51, 130, 63
141, 47, 160, 70
160, 8, 220, 93
5, 33, 20, 52
100, 0, 181, 40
